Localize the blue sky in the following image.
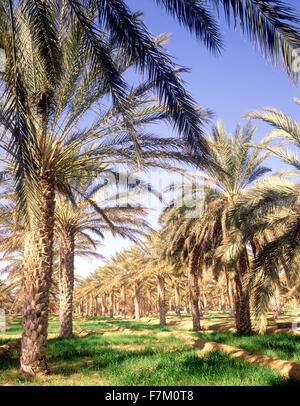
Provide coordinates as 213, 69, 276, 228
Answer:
75, 0, 300, 278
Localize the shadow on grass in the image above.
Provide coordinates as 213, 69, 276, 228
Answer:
196, 331, 300, 362
106, 320, 172, 332
1, 333, 300, 386
83, 316, 111, 321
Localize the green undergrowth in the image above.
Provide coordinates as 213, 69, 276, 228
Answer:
196, 331, 300, 363
0, 330, 298, 386
1, 314, 300, 386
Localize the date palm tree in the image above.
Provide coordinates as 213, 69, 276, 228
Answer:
223, 173, 300, 332
0, 4, 196, 374
56, 174, 154, 338
1, 0, 300, 375
162, 121, 272, 333
3, 0, 300, 178
217, 99, 300, 331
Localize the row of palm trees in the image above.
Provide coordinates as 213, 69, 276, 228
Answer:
0, 0, 300, 376
73, 236, 297, 325
75, 110, 300, 336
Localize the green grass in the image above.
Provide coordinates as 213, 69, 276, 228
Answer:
196, 331, 300, 363
0, 331, 297, 386
1, 313, 300, 386
0, 338, 10, 345
106, 350, 294, 386
107, 319, 173, 332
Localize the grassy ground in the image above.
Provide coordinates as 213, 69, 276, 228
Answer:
196, 331, 300, 363
0, 313, 299, 386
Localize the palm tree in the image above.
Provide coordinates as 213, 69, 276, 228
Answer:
3, 0, 300, 178
222, 98, 300, 330
56, 176, 152, 338
223, 173, 300, 332
1, 0, 300, 375
162, 121, 272, 333
0, 5, 196, 374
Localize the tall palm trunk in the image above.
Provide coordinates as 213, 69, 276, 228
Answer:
146, 288, 152, 315
120, 286, 126, 319
101, 293, 108, 315
225, 268, 235, 316
234, 249, 252, 335
20, 177, 55, 376
174, 281, 181, 315
95, 296, 102, 316
59, 232, 75, 338
109, 291, 114, 318
220, 290, 226, 312
133, 284, 141, 320
156, 275, 166, 325
188, 246, 201, 330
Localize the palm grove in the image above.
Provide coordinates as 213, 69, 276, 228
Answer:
0, 0, 300, 377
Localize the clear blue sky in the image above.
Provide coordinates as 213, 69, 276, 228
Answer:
75, 0, 300, 278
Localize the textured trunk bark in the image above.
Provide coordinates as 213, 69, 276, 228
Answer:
120, 286, 126, 319
101, 293, 108, 316
115, 299, 120, 316
225, 268, 235, 316
59, 232, 75, 338
109, 292, 114, 318
184, 294, 190, 314
198, 276, 203, 316
88, 296, 92, 316
220, 290, 226, 312
174, 282, 181, 315
198, 298, 203, 316
80, 300, 84, 316
147, 288, 152, 315
188, 246, 201, 330
85, 299, 89, 316
20, 177, 55, 376
96, 296, 102, 316
134, 284, 141, 321
234, 249, 252, 335
156, 275, 166, 326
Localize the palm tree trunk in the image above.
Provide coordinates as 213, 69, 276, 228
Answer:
147, 288, 152, 315
156, 275, 166, 325
133, 284, 141, 321
234, 249, 252, 335
174, 282, 181, 315
20, 177, 55, 376
225, 268, 235, 316
96, 296, 102, 316
58, 232, 75, 338
109, 291, 114, 318
120, 286, 126, 319
188, 246, 201, 330
220, 290, 226, 312
101, 293, 108, 316
184, 293, 190, 314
